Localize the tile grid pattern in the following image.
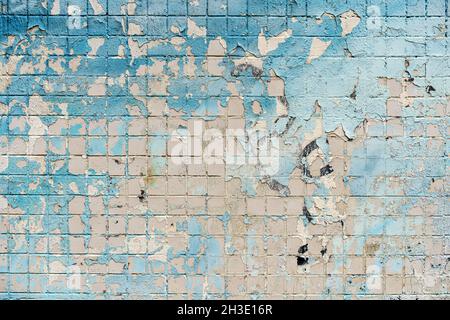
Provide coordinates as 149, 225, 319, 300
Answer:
0, 0, 448, 299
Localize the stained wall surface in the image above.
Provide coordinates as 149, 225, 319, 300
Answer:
0, 0, 448, 299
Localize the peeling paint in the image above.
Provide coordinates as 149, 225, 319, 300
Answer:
0, 0, 448, 300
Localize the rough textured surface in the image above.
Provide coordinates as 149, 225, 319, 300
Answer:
0, 0, 448, 299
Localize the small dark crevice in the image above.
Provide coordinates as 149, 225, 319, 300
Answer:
301, 140, 319, 158
138, 190, 146, 202
350, 88, 357, 100
302, 165, 312, 178
298, 244, 308, 255
426, 85, 436, 94
320, 164, 334, 177
231, 63, 263, 79
278, 96, 289, 108
262, 176, 291, 196
303, 206, 313, 223
297, 256, 309, 266
279, 116, 296, 136
404, 71, 414, 82
344, 48, 354, 58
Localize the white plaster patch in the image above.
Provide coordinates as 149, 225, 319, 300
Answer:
187, 18, 207, 38
28, 116, 47, 136
252, 101, 263, 115
88, 77, 107, 96
88, 0, 105, 15
306, 38, 331, 64
69, 56, 82, 72
128, 38, 148, 62
258, 30, 292, 56
128, 23, 144, 35
50, 0, 60, 15
0, 196, 7, 210
339, 10, 361, 36
88, 38, 105, 56
49, 57, 66, 74
0, 156, 8, 173
208, 37, 227, 56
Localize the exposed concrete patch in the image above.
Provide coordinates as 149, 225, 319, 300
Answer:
307, 38, 332, 64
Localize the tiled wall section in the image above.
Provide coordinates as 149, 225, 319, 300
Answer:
0, 0, 448, 299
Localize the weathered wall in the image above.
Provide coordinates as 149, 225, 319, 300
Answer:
0, 0, 448, 299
